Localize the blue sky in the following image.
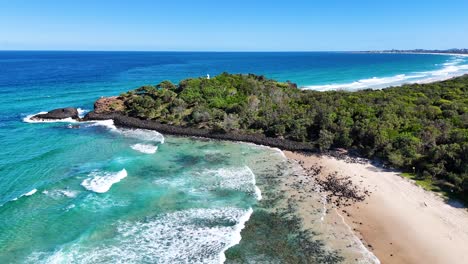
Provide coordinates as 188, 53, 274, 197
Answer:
1, 0, 467, 51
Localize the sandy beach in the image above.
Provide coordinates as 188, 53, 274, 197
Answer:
284, 151, 468, 264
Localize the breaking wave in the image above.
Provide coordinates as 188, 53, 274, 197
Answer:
81, 169, 127, 193
12, 189, 37, 201
77, 108, 89, 118
199, 166, 262, 200
120, 128, 165, 144
27, 207, 253, 264
131, 143, 158, 154
304, 55, 468, 91
89, 120, 165, 144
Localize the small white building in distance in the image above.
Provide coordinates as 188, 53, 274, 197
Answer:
207, 74, 210, 80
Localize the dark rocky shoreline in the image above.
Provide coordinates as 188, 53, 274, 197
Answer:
83, 111, 318, 152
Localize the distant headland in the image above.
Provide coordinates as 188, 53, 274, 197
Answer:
363, 48, 468, 55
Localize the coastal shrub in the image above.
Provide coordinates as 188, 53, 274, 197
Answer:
156, 80, 176, 90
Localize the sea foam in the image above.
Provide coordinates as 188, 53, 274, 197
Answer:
24, 189, 37, 196
77, 108, 89, 118
28, 207, 253, 264
120, 129, 165, 144
90, 120, 165, 144
200, 166, 262, 200
81, 169, 127, 193
131, 143, 158, 154
42, 189, 78, 199
87, 119, 117, 130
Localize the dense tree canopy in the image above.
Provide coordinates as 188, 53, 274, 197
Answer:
120, 73, 468, 194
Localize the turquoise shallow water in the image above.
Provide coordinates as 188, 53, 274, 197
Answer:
1, 51, 468, 263
1, 126, 273, 262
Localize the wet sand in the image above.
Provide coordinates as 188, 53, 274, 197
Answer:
284, 151, 468, 264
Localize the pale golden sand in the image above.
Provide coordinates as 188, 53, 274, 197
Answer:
284, 151, 468, 264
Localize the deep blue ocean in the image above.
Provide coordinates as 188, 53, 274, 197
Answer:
1, 51, 468, 263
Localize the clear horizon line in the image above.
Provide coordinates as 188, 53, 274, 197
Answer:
0, 49, 361, 53
0, 48, 465, 53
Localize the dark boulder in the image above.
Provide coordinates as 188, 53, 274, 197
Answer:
32, 107, 79, 120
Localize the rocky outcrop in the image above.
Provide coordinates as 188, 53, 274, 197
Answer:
32, 107, 79, 120
83, 111, 317, 152
94, 96, 125, 114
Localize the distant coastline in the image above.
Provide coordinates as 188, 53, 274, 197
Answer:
361, 48, 468, 55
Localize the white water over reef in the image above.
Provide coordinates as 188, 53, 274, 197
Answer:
131, 143, 158, 154
81, 169, 128, 193
198, 166, 262, 200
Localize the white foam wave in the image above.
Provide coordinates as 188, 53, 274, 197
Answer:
220, 208, 253, 263
120, 129, 165, 144
247, 167, 263, 201
304, 74, 423, 91
22, 112, 78, 123
11, 189, 38, 201
24, 189, 37, 196
272, 147, 287, 159
201, 166, 262, 200
79, 193, 129, 212
87, 119, 117, 130
423, 64, 468, 77
81, 169, 127, 193
304, 56, 468, 91
443, 57, 464, 66
131, 143, 158, 154
77, 108, 89, 118
90, 120, 165, 144
28, 207, 252, 264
